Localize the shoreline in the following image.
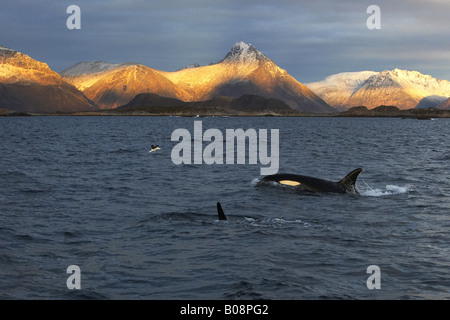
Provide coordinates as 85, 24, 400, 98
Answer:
2, 106, 450, 119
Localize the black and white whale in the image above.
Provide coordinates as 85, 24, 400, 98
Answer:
217, 202, 227, 220
260, 168, 362, 194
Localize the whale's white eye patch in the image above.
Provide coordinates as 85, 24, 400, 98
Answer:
279, 180, 301, 186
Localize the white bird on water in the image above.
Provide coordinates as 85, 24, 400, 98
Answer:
149, 145, 160, 152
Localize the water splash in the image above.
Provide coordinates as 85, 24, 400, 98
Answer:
359, 180, 410, 197
251, 178, 261, 185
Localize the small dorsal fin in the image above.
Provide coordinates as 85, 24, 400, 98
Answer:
338, 168, 362, 192
217, 202, 227, 220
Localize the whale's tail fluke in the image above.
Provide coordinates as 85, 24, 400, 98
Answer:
338, 168, 362, 193
217, 202, 227, 220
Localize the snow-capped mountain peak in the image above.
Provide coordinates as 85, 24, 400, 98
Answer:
347, 68, 450, 109
307, 68, 450, 110
60, 61, 123, 77
362, 68, 450, 98
305, 71, 378, 109
222, 41, 267, 64
307, 71, 378, 92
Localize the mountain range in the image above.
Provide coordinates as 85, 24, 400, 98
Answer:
306, 69, 450, 110
1, 42, 449, 114
61, 42, 333, 113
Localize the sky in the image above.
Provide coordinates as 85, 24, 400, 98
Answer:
1, 0, 449, 83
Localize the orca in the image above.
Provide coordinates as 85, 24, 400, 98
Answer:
217, 202, 227, 220
260, 168, 362, 194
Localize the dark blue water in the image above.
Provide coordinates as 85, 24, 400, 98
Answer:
1, 116, 449, 299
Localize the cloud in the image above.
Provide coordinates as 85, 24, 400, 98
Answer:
0, 0, 449, 82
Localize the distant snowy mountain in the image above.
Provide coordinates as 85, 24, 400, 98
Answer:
306, 71, 378, 110
307, 69, 450, 110
0, 45, 95, 113
348, 69, 450, 110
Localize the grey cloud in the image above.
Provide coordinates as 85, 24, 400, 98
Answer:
0, 0, 448, 82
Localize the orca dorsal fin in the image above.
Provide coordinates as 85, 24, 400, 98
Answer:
217, 202, 227, 220
338, 168, 362, 192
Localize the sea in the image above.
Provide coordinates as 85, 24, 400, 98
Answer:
1, 116, 449, 300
